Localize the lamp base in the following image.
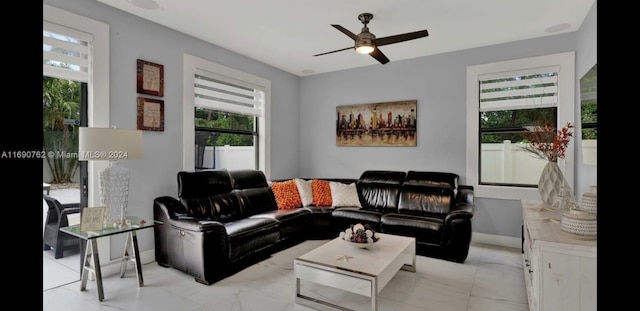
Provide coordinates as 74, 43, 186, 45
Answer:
100, 162, 130, 228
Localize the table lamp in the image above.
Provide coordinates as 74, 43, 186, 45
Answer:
78, 127, 143, 228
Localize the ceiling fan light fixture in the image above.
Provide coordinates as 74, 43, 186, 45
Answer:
355, 31, 375, 54
355, 43, 374, 54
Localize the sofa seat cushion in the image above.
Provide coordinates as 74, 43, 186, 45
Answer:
250, 208, 310, 223
331, 207, 383, 231
380, 213, 444, 245
251, 208, 311, 239
303, 206, 335, 214
303, 206, 335, 230
224, 218, 280, 261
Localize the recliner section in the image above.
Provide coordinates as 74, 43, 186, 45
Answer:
380, 171, 473, 262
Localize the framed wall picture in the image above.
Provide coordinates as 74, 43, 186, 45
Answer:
136, 59, 164, 97
336, 100, 417, 147
137, 97, 165, 131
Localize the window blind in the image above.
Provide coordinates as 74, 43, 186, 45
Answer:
194, 69, 264, 117
479, 66, 560, 112
43, 21, 92, 82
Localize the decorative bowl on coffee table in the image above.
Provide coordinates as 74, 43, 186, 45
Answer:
341, 237, 379, 249
339, 223, 380, 249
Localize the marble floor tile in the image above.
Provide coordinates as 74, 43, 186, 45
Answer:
43, 251, 81, 291
43, 241, 527, 311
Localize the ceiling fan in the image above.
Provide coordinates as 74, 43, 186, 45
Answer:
314, 13, 429, 64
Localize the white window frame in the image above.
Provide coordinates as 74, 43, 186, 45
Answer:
466, 52, 575, 200
183, 54, 270, 176
44, 4, 111, 259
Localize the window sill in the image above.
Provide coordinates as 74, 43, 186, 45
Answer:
473, 184, 540, 201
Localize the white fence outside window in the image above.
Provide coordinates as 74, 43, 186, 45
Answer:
44, 143, 555, 186
481, 141, 548, 185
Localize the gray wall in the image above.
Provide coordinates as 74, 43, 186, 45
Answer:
43, 0, 597, 253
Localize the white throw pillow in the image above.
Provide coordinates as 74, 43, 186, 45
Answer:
329, 182, 362, 207
295, 178, 314, 207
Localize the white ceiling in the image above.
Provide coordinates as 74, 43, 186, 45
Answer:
97, 0, 595, 76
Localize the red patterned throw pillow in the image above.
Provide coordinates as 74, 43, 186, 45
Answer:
311, 179, 332, 206
271, 180, 302, 210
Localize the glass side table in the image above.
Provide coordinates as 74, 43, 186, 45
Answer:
60, 216, 162, 301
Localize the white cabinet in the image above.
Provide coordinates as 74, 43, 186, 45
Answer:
521, 200, 597, 311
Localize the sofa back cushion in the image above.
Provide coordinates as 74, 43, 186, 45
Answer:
204, 192, 244, 222
237, 188, 279, 216
178, 169, 232, 218
398, 171, 458, 216
398, 184, 455, 216
229, 169, 269, 190
405, 171, 459, 197
357, 170, 406, 213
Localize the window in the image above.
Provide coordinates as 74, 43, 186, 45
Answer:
43, 21, 90, 189
466, 52, 575, 200
580, 64, 597, 140
479, 71, 559, 187
183, 54, 270, 174
44, 4, 110, 206
43, 3, 113, 263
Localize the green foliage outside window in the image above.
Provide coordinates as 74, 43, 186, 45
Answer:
480, 108, 556, 144
195, 107, 255, 146
42, 76, 80, 183
580, 64, 597, 140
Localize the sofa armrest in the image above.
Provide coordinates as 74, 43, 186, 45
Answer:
154, 196, 228, 232
154, 196, 230, 284
456, 185, 474, 207
446, 185, 474, 224
154, 196, 189, 219
445, 204, 473, 224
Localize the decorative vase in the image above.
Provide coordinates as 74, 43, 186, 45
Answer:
538, 161, 571, 206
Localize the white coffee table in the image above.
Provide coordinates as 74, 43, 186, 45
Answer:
294, 233, 416, 311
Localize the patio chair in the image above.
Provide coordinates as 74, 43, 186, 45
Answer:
43, 195, 81, 259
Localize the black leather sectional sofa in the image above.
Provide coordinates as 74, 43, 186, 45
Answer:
153, 169, 474, 285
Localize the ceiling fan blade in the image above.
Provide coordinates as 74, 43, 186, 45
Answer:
369, 47, 390, 64
331, 24, 358, 40
313, 46, 354, 57
375, 30, 429, 47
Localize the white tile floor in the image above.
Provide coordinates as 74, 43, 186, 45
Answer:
42, 240, 529, 311
43, 248, 81, 290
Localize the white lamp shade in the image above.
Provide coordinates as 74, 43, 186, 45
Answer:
78, 127, 143, 161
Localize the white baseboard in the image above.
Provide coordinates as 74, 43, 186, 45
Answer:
471, 232, 521, 249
